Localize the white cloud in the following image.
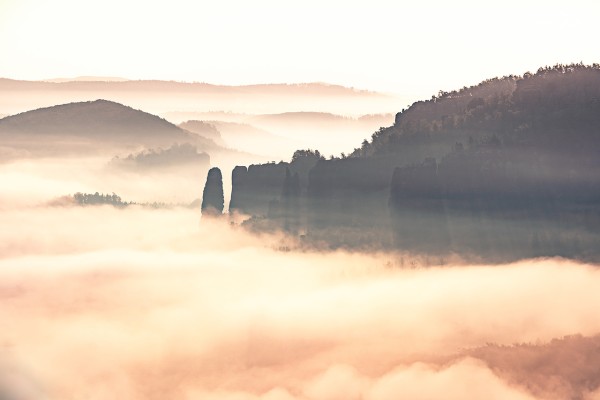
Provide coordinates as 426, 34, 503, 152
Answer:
0, 197, 599, 399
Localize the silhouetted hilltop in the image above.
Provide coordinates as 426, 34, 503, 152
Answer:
0, 100, 206, 155
234, 64, 600, 261
356, 63, 600, 158
0, 99, 187, 138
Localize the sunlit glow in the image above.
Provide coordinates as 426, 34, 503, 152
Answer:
1, 0, 599, 97
1, 2, 599, 399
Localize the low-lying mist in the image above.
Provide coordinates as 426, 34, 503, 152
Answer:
1, 158, 600, 400
0, 156, 208, 207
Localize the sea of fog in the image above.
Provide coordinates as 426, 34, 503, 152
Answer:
1, 159, 600, 400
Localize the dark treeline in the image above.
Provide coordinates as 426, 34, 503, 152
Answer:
73, 192, 132, 207
72, 192, 189, 209
210, 64, 600, 261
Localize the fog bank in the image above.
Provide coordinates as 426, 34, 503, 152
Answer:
1, 201, 600, 399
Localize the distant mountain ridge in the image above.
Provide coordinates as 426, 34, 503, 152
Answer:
0, 78, 387, 97
0, 78, 402, 119
165, 111, 393, 125
169, 112, 394, 158
43, 76, 130, 83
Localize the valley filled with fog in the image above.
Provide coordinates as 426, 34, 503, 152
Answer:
2, 164, 600, 400
1, 69, 600, 400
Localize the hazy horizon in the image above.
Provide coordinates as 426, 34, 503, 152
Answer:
1, 1, 599, 399
2, 0, 599, 97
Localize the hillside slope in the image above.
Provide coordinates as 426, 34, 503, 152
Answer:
0, 99, 206, 156
233, 64, 600, 261
356, 63, 600, 159
0, 99, 187, 138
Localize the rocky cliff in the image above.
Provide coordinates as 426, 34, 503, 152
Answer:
229, 64, 600, 260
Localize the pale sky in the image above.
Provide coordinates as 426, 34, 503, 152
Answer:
1, 0, 599, 99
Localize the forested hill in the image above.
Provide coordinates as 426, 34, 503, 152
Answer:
353, 63, 600, 159
0, 99, 214, 156
0, 99, 186, 139
230, 64, 600, 260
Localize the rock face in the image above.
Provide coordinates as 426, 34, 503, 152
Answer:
201, 167, 224, 217
229, 163, 289, 217
229, 65, 600, 261
229, 166, 249, 213
229, 151, 321, 221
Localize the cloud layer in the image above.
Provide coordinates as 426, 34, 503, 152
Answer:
1, 199, 600, 399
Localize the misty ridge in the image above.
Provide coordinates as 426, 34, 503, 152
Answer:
110, 143, 210, 170
174, 112, 394, 158
0, 98, 265, 206
218, 63, 600, 263
0, 99, 197, 158
2, 64, 600, 400
0, 77, 398, 160
0, 99, 228, 156
0, 78, 399, 117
